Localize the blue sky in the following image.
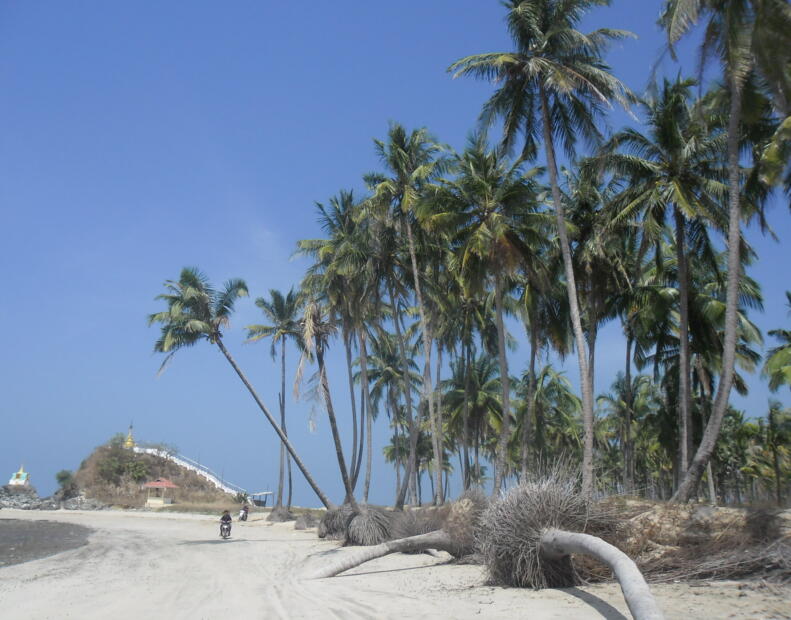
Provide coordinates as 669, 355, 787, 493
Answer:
1, 1, 788, 503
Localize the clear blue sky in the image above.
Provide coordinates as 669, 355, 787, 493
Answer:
1, 1, 788, 503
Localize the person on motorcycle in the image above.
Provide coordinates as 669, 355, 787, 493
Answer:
239, 504, 249, 521
220, 510, 232, 538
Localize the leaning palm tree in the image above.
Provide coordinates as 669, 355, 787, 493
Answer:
298, 299, 360, 512
450, 0, 634, 496
149, 267, 332, 508
246, 287, 303, 514
661, 0, 791, 501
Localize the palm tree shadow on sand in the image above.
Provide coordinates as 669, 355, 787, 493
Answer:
562, 588, 628, 620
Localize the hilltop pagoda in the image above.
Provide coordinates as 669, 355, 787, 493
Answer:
124, 424, 136, 449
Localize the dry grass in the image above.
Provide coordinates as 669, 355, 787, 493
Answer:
620, 504, 791, 583
294, 513, 317, 530
267, 507, 295, 522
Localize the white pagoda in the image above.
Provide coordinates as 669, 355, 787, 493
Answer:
8, 465, 30, 487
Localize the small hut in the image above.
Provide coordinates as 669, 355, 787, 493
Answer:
143, 478, 178, 508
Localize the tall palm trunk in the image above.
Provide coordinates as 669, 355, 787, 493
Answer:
522, 324, 538, 479
623, 332, 634, 494
214, 339, 332, 509
540, 85, 595, 496
275, 340, 287, 509
674, 207, 692, 475
435, 342, 445, 502
316, 345, 359, 512
462, 340, 472, 489
492, 271, 512, 495
358, 329, 374, 503
674, 76, 744, 502
390, 285, 418, 509
344, 330, 359, 487
402, 216, 444, 503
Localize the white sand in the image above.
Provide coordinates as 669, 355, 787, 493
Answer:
1, 509, 788, 619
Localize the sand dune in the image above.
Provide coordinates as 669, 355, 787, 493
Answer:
1, 509, 787, 619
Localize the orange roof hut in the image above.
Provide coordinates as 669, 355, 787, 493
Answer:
143, 478, 178, 508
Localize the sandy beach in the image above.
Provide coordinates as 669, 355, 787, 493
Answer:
0, 509, 788, 619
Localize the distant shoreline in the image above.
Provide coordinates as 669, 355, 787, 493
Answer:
0, 519, 92, 567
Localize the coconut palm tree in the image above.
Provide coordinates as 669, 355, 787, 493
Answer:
661, 0, 791, 502
299, 299, 360, 512
598, 77, 729, 477
443, 352, 503, 487
421, 133, 545, 494
149, 267, 332, 509
763, 291, 791, 392
298, 190, 368, 492
450, 0, 634, 496
365, 122, 447, 505
246, 288, 303, 513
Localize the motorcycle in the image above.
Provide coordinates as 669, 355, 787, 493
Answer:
220, 520, 232, 539
239, 506, 249, 522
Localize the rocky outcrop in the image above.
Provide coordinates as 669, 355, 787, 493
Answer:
0, 485, 105, 511
0, 486, 57, 510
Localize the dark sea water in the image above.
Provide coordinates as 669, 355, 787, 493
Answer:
0, 519, 92, 567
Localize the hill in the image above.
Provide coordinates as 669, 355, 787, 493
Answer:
73, 436, 237, 507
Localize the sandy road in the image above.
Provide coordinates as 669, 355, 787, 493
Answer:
1, 509, 788, 620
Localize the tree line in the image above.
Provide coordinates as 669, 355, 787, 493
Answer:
149, 0, 791, 512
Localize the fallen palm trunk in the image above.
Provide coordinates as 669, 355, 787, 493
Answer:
540, 528, 664, 620
306, 529, 454, 579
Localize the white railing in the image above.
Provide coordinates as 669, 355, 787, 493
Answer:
133, 447, 248, 497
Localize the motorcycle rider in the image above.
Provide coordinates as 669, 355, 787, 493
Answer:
220, 510, 232, 537
239, 504, 250, 521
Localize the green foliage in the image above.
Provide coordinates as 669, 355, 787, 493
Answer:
125, 460, 149, 482
233, 492, 249, 504
96, 443, 148, 485
55, 470, 74, 487
108, 433, 126, 448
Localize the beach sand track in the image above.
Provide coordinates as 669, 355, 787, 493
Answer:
0, 509, 788, 619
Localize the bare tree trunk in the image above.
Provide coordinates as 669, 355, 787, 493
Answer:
624, 332, 634, 494
462, 341, 472, 489
306, 530, 456, 579
390, 285, 418, 510
674, 208, 692, 475
344, 330, 359, 488
403, 216, 443, 504
674, 75, 744, 502
540, 85, 594, 496
540, 529, 664, 620
521, 322, 538, 479
358, 329, 374, 503
492, 271, 512, 496
275, 339, 286, 509
435, 343, 445, 504
316, 345, 359, 512
769, 410, 784, 507
214, 339, 332, 509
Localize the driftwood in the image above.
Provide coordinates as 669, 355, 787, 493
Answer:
541, 528, 664, 620
306, 530, 454, 579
